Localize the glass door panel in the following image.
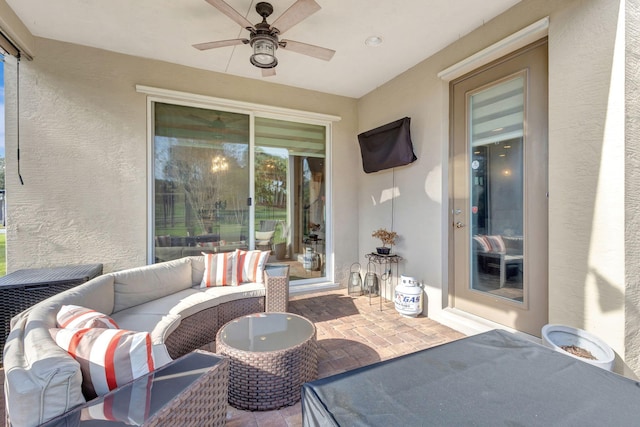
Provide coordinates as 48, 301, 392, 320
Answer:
255, 117, 327, 281
153, 103, 250, 262
469, 75, 524, 302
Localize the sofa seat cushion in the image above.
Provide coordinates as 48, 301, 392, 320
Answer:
173, 282, 266, 318
111, 288, 200, 337
111, 284, 265, 345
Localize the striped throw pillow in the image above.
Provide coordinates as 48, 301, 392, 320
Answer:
486, 235, 506, 253
50, 328, 155, 399
235, 249, 269, 284
473, 235, 492, 252
200, 251, 237, 287
57, 305, 119, 329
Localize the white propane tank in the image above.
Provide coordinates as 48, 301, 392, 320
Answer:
394, 275, 423, 317
303, 247, 313, 271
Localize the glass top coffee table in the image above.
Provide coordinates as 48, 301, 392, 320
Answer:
216, 312, 317, 411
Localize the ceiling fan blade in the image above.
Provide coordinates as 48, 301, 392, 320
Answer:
280, 39, 335, 61
193, 38, 248, 50
262, 68, 277, 78
204, 0, 254, 29
271, 0, 321, 34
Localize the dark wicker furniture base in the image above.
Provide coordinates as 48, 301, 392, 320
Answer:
217, 312, 317, 411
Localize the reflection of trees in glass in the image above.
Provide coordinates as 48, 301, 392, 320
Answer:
158, 141, 247, 236
255, 150, 287, 209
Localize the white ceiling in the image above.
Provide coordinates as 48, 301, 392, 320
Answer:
6, 0, 521, 98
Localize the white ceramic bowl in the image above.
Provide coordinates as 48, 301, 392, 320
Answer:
541, 324, 615, 371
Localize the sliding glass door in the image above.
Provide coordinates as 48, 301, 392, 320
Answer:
255, 117, 327, 281
151, 102, 329, 284
153, 103, 250, 262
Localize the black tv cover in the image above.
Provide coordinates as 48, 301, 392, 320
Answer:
357, 117, 417, 173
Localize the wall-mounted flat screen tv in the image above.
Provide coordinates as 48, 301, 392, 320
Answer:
357, 117, 417, 173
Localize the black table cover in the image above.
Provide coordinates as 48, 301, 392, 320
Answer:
302, 329, 640, 426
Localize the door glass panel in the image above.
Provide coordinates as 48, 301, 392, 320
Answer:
255, 117, 326, 281
153, 103, 250, 262
469, 75, 524, 302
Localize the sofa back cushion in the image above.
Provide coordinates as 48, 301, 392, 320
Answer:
112, 257, 193, 312
189, 255, 206, 285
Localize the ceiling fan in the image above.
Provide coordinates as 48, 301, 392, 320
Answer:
193, 0, 336, 77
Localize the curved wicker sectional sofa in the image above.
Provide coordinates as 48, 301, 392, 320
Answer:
3, 255, 290, 427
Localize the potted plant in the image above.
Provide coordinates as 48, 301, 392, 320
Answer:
541, 324, 615, 371
372, 228, 397, 255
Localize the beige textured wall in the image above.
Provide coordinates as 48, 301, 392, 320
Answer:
357, 0, 633, 371
625, 0, 640, 375
547, 0, 627, 369
4, 38, 359, 274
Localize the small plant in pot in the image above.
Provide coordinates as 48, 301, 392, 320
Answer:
372, 228, 397, 255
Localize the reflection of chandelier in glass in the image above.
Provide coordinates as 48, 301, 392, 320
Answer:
211, 156, 229, 173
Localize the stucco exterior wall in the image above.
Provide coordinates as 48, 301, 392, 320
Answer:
357, 0, 633, 371
3, 38, 359, 274
625, 0, 640, 375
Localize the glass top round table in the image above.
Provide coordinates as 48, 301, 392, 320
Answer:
216, 312, 318, 411
218, 312, 315, 352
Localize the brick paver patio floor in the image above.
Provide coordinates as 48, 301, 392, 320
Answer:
224, 289, 465, 427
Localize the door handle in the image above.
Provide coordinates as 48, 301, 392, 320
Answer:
455, 221, 465, 228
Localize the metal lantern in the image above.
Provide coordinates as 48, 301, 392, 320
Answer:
364, 261, 379, 296
348, 263, 363, 296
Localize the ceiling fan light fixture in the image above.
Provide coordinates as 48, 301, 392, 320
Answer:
250, 36, 278, 68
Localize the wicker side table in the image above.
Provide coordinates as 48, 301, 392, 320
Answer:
217, 312, 317, 411
264, 264, 290, 312
39, 350, 229, 427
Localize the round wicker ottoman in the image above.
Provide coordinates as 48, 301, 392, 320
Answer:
216, 312, 317, 411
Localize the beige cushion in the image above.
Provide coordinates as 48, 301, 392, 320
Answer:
170, 282, 266, 318
4, 306, 87, 427
255, 231, 275, 241
188, 255, 206, 285
112, 285, 265, 344
112, 257, 192, 312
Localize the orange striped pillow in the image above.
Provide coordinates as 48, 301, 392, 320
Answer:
57, 305, 119, 329
235, 249, 269, 284
50, 328, 155, 399
200, 251, 237, 287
